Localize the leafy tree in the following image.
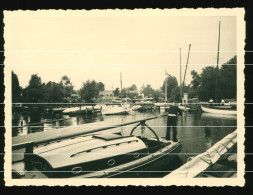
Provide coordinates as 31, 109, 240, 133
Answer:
190, 70, 201, 91
152, 89, 164, 102
97, 82, 105, 92
129, 84, 137, 91
126, 91, 138, 100
218, 56, 237, 99
161, 74, 180, 102
113, 88, 120, 96
170, 86, 181, 102
12, 71, 21, 102
189, 56, 237, 101
60, 75, 74, 98
141, 84, 154, 97
79, 80, 105, 102
44, 81, 65, 102
22, 74, 45, 103
121, 88, 127, 98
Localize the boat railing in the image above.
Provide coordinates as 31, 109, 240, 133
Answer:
12, 114, 168, 170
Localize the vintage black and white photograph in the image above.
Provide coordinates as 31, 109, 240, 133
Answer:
3, 9, 245, 186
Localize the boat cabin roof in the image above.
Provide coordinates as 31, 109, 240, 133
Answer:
93, 134, 133, 141
34, 134, 147, 169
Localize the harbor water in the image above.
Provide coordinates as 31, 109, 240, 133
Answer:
12, 108, 237, 177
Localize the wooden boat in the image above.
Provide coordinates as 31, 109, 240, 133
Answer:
164, 130, 237, 178
62, 107, 82, 114
178, 106, 191, 111
12, 119, 182, 178
52, 108, 66, 113
102, 106, 131, 115
63, 106, 96, 115
201, 105, 237, 115
131, 105, 142, 111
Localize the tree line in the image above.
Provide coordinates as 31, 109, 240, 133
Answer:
12, 56, 236, 104
12, 74, 105, 103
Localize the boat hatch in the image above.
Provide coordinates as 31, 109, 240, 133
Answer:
92, 134, 133, 141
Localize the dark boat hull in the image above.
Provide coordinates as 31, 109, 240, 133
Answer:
73, 141, 182, 178
109, 146, 183, 178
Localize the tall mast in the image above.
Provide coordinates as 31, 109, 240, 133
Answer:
120, 72, 122, 101
112, 83, 114, 97
165, 69, 167, 103
180, 48, 182, 101
182, 44, 191, 97
215, 21, 221, 103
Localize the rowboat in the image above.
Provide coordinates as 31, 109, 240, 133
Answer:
12, 116, 182, 178
201, 105, 237, 115
102, 105, 131, 115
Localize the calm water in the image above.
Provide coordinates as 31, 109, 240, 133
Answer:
12, 108, 237, 169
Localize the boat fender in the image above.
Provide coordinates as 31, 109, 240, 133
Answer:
71, 166, 83, 174
107, 159, 116, 166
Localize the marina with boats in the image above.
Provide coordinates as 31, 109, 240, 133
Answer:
10, 18, 239, 179
11, 100, 237, 179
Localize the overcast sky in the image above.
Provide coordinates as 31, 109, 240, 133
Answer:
4, 10, 237, 90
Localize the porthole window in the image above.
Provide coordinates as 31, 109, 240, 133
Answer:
107, 159, 115, 166
71, 166, 82, 174
134, 153, 139, 159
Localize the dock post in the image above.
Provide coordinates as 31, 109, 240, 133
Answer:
24, 142, 34, 171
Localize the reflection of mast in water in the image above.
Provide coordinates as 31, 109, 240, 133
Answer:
120, 117, 124, 135
76, 115, 80, 125
205, 127, 212, 149
165, 69, 168, 103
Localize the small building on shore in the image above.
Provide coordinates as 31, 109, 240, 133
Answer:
99, 90, 113, 99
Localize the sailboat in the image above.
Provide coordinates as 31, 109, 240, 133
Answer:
102, 73, 131, 115
180, 45, 192, 112
201, 21, 237, 116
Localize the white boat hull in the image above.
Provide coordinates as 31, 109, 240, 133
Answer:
201, 106, 237, 115
102, 106, 131, 115
178, 106, 191, 111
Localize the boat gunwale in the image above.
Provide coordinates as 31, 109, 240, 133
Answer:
73, 141, 182, 178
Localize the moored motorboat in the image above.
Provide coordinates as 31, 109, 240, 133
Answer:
12, 120, 182, 178
201, 105, 237, 115
52, 107, 66, 114
131, 105, 142, 111
178, 106, 191, 111
102, 105, 131, 115
62, 107, 81, 114
63, 106, 97, 115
